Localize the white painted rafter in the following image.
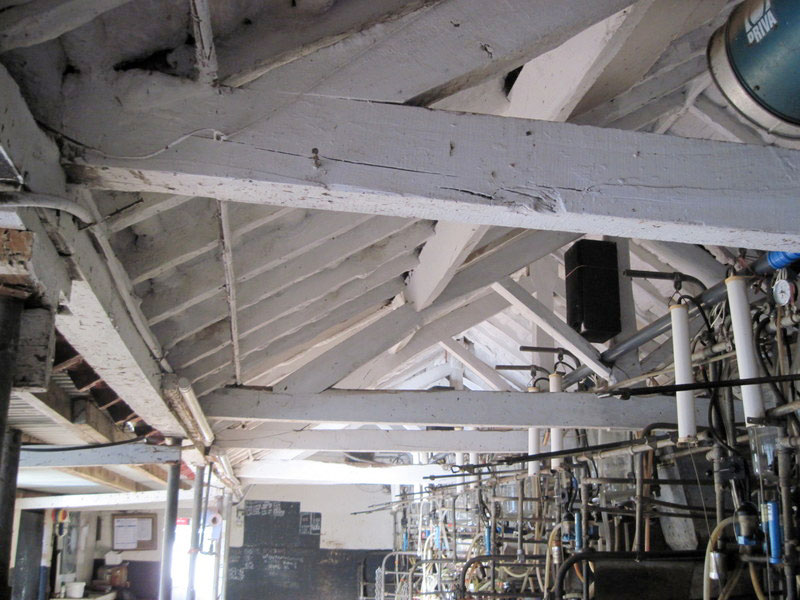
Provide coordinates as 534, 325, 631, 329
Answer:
69, 95, 800, 250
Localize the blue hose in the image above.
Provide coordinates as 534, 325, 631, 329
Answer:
766, 251, 800, 270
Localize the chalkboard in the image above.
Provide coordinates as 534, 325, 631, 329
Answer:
227, 501, 388, 600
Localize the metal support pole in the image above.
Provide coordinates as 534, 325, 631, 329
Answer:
632, 450, 644, 554
187, 464, 205, 600
0, 429, 22, 600
580, 482, 590, 600
0, 297, 22, 456
159, 446, 182, 600
711, 445, 724, 525
777, 447, 797, 600
218, 491, 232, 600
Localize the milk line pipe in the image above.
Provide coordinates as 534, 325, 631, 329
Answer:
605, 373, 800, 399
671, 303, 697, 442
563, 251, 792, 388
450, 433, 675, 470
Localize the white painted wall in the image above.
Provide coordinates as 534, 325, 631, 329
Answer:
244, 484, 392, 550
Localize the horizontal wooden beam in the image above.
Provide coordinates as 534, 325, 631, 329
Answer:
236, 460, 446, 486
0, 0, 132, 52
16, 490, 194, 510
69, 95, 800, 250
215, 427, 528, 453
20, 443, 181, 468
201, 388, 714, 430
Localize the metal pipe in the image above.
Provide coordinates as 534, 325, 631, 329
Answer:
564, 253, 781, 388
633, 450, 645, 554
0, 192, 95, 224
711, 445, 724, 525
159, 450, 182, 600
187, 464, 205, 600
218, 491, 232, 600
177, 378, 215, 446
0, 298, 22, 470
777, 447, 797, 600
549, 373, 564, 470
670, 303, 697, 442
517, 480, 525, 560
580, 482, 590, 600
0, 429, 21, 600
624, 268, 707, 290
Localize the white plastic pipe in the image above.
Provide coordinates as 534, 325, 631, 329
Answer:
549, 373, 564, 470
726, 276, 765, 422
670, 303, 697, 442
528, 427, 541, 476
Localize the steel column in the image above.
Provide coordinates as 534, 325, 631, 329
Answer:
0, 297, 23, 461
0, 429, 22, 600
186, 465, 205, 600
158, 447, 182, 600
218, 491, 232, 600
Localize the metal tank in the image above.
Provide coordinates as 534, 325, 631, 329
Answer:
708, 0, 800, 137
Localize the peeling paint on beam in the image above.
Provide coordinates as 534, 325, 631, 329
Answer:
69, 96, 800, 250
201, 388, 718, 431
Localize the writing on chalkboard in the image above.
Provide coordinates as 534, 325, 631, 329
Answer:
244, 500, 286, 518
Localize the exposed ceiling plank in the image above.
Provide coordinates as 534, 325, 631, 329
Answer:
0, 0, 132, 53
571, 0, 727, 116
182, 257, 418, 383
69, 95, 800, 250
238, 0, 633, 104
405, 222, 487, 311
165, 221, 431, 366
215, 427, 529, 453
438, 338, 517, 392
270, 232, 573, 394
57, 466, 147, 493
20, 443, 181, 467
340, 233, 577, 389
491, 278, 611, 379
102, 194, 194, 233
202, 388, 715, 431
237, 460, 445, 486
141, 210, 368, 326
690, 95, 764, 145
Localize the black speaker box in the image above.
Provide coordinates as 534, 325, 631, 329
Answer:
564, 239, 621, 343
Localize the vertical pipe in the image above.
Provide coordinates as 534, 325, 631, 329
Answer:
0, 298, 22, 459
549, 373, 564, 470
218, 491, 232, 600
726, 276, 765, 422
528, 428, 541, 476
777, 448, 797, 600
0, 429, 21, 600
632, 451, 644, 554
37, 511, 54, 600
159, 453, 182, 600
186, 464, 205, 600
0, 297, 22, 600
711, 445, 724, 525
580, 483, 590, 600
670, 304, 697, 442
517, 480, 525, 560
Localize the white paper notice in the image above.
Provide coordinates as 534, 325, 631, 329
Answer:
136, 518, 152, 542
114, 518, 138, 550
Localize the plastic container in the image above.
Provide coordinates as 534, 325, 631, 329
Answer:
65, 581, 86, 598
